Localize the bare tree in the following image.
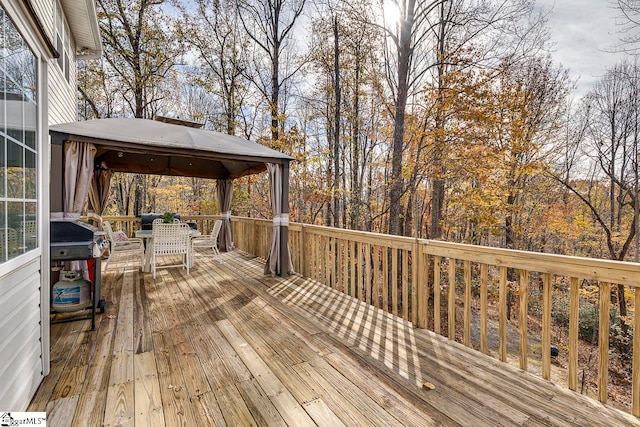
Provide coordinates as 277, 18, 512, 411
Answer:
375, 0, 549, 237
552, 60, 640, 337
180, 0, 254, 135
236, 0, 307, 145
95, 0, 182, 118
614, 0, 640, 55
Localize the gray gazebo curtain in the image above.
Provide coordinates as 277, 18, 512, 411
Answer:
64, 141, 96, 218
62, 141, 96, 276
264, 163, 294, 276
216, 178, 233, 251
88, 161, 113, 217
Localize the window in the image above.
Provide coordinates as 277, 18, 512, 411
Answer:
0, 6, 38, 262
53, 0, 71, 82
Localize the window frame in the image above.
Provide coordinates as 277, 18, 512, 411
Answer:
0, 2, 42, 267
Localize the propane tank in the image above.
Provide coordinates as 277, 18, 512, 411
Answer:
52, 270, 91, 312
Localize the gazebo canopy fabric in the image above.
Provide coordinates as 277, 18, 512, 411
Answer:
50, 118, 294, 178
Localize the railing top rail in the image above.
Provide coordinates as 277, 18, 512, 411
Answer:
424, 240, 640, 287
98, 214, 640, 287
295, 223, 416, 249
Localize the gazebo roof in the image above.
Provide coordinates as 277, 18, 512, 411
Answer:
50, 118, 294, 179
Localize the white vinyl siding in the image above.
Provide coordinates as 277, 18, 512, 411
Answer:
48, 65, 76, 124
0, 0, 47, 411
0, 259, 43, 410
49, 0, 77, 124
29, 0, 54, 41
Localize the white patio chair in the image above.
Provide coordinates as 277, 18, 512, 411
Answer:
151, 222, 191, 279
191, 219, 222, 259
0, 228, 18, 260
103, 221, 144, 270
20, 220, 37, 250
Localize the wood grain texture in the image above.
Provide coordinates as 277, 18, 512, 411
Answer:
28, 250, 640, 426
568, 277, 579, 392
480, 263, 488, 354
598, 281, 611, 403
542, 273, 551, 381
519, 270, 529, 371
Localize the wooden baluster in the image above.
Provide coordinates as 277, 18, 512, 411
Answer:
358, 242, 365, 301
338, 239, 344, 294
382, 247, 389, 312
598, 281, 610, 403
326, 236, 331, 287
301, 225, 307, 277
542, 273, 551, 380
402, 249, 409, 320
569, 277, 579, 391
448, 259, 456, 340
350, 240, 356, 298
519, 270, 529, 371
480, 263, 488, 354
373, 246, 381, 309
366, 243, 372, 305
312, 234, 318, 282
499, 266, 508, 362
464, 260, 471, 347
418, 246, 429, 329
331, 238, 340, 290
633, 287, 640, 416
434, 256, 441, 335
392, 248, 398, 316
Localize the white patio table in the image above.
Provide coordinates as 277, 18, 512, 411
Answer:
135, 228, 201, 273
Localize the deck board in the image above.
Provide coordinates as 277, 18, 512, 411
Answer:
30, 250, 640, 426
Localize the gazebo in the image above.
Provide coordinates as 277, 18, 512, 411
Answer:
49, 117, 295, 276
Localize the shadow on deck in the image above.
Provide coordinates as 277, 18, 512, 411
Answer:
29, 250, 639, 426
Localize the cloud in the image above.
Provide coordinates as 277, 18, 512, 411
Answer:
539, 0, 626, 95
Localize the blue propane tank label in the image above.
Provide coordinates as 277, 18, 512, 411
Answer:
53, 285, 81, 305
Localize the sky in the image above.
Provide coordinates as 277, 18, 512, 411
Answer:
538, 0, 628, 96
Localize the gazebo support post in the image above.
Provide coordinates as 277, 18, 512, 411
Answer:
50, 132, 68, 213
279, 162, 290, 277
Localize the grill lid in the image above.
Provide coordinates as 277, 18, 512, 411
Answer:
50, 220, 98, 243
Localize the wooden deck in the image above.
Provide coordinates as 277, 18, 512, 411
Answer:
30, 251, 639, 426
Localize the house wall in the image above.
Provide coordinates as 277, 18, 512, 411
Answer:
0, 0, 50, 411
48, 63, 77, 124
29, 0, 54, 40
0, 259, 44, 410
0, 0, 79, 411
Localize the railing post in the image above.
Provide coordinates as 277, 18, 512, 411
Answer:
414, 239, 427, 328
433, 256, 441, 334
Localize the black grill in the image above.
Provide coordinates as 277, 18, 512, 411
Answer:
50, 220, 108, 261
140, 213, 181, 230
50, 220, 107, 330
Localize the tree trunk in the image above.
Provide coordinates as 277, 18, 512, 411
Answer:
430, 1, 449, 240
388, 0, 415, 236
350, 46, 362, 230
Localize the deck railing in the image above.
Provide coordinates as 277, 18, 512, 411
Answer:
99, 214, 640, 416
